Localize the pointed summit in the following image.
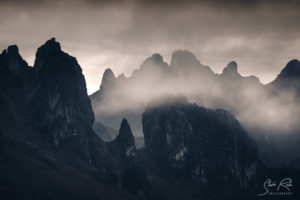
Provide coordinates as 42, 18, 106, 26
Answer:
115, 118, 135, 149
221, 61, 241, 78
277, 59, 300, 79
107, 118, 137, 159
0, 44, 28, 74
150, 53, 163, 63
34, 38, 63, 70
270, 59, 300, 92
140, 53, 169, 71
132, 53, 170, 78
170, 50, 199, 69
32, 38, 94, 158
37, 37, 61, 55
170, 50, 213, 75
7, 45, 19, 55
100, 68, 116, 90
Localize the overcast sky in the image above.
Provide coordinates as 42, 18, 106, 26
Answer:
1, 0, 300, 94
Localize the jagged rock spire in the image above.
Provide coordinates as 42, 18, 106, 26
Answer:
170, 50, 213, 75
100, 68, 116, 91
0, 44, 28, 74
139, 53, 169, 71
277, 59, 300, 79
32, 38, 94, 159
115, 118, 135, 149
222, 61, 241, 78
170, 50, 200, 69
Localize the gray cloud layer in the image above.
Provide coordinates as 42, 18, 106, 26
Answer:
0, 0, 300, 93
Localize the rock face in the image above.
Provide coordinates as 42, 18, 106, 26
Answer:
109, 118, 137, 159
221, 61, 241, 79
90, 51, 260, 142
133, 53, 170, 77
274, 59, 300, 80
2, 39, 300, 200
100, 68, 117, 92
170, 50, 213, 76
32, 38, 95, 159
142, 97, 260, 190
270, 59, 300, 97
0, 45, 29, 75
0, 39, 138, 200
115, 119, 136, 152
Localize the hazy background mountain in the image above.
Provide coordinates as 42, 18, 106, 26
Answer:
90, 50, 300, 167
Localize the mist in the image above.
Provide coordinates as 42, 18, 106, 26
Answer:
91, 51, 300, 138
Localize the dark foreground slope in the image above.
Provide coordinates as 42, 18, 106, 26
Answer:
0, 39, 136, 200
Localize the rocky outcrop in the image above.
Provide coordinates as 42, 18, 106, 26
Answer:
0, 45, 29, 75
269, 59, 300, 96
107, 119, 147, 196
0, 39, 138, 200
108, 118, 137, 160
221, 61, 241, 79
170, 50, 213, 73
132, 53, 170, 77
100, 68, 117, 92
142, 96, 261, 190
32, 38, 95, 159
274, 59, 300, 80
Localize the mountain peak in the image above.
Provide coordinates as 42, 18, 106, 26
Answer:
7, 45, 19, 55
100, 68, 116, 90
133, 53, 170, 78
115, 118, 135, 147
32, 38, 94, 156
170, 50, 200, 69
140, 53, 168, 70
35, 38, 61, 65
42, 37, 61, 51
278, 59, 300, 79
0, 44, 28, 74
222, 61, 241, 78
151, 53, 163, 62
103, 68, 115, 79
170, 50, 213, 75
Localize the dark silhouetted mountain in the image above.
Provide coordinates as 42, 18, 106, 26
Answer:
3, 39, 241, 200
0, 45, 30, 75
142, 96, 261, 194
108, 118, 137, 159
269, 59, 300, 98
31, 38, 95, 159
274, 59, 300, 80
221, 61, 241, 79
0, 39, 138, 200
2, 38, 300, 199
115, 119, 136, 150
